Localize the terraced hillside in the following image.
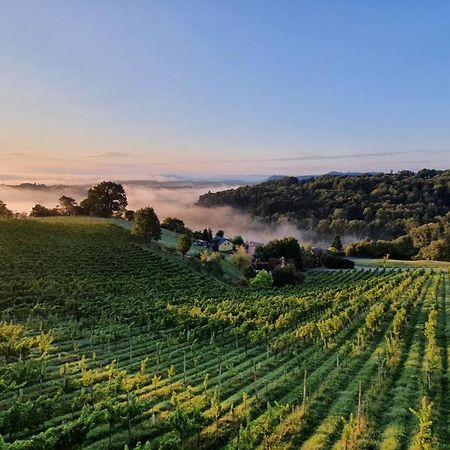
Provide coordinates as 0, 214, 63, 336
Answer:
0, 218, 448, 449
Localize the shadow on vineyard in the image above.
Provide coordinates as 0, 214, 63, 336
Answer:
0, 217, 449, 450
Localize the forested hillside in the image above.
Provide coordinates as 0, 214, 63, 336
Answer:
198, 169, 450, 239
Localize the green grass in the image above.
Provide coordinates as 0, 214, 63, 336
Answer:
348, 256, 450, 269
158, 229, 203, 256
157, 228, 242, 283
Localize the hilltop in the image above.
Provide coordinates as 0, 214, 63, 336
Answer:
198, 169, 450, 240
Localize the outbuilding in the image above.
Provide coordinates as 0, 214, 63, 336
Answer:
209, 236, 234, 252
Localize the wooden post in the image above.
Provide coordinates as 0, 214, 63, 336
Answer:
357, 382, 362, 418
302, 369, 307, 406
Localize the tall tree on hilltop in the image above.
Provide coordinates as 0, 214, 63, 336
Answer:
80, 181, 127, 218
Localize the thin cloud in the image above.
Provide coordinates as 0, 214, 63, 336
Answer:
4, 152, 37, 158
84, 152, 132, 158
138, 149, 445, 166
202, 149, 425, 164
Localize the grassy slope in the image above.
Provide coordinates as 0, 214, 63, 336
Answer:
157, 228, 242, 283
348, 256, 450, 270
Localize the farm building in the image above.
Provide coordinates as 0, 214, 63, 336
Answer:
209, 236, 234, 252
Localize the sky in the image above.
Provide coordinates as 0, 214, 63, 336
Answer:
1, 0, 450, 182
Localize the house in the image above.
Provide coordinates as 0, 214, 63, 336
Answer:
194, 239, 208, 247
208, 236, 234, 252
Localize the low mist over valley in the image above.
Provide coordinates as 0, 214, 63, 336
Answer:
0, 177, 317, 244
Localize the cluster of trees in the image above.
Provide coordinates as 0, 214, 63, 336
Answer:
253, 236, 354, 274
194, 228, 213, 241
254, 237, 305, 269
161, 218, 232, 246
196, 250, 223, 276
161, 217, 191, 235
345, 236, 416, 260
345, 212, 450, 261
0, 201, 13, 217
132, 210, 194, 257
237, 236, 353, 289
313, 249, 355, 269
28, 181, 131, 219
198, 170, 450, 239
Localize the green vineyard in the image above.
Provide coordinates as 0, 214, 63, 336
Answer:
0, 218, 449, 450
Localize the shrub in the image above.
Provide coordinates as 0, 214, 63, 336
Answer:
250, 270, 273, 289
272, 266, 305, 286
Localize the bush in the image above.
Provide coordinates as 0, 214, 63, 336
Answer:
199, 251, 223, 276
327, 247, 345, 256
229, 245, 252, 271
250, 270, 273, 289
272, 266, 305, 286
311, 249, 355, 269
323, 255, 355, 269
235, 277, 249, 288
243, 265, 257, 279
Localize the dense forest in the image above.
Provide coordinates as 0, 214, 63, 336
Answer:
198, 169, 450, 240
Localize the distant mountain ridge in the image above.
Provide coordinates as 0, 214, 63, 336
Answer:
0, 179, 245, 192
267, 171, 382, 181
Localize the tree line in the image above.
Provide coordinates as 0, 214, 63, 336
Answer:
344, 212, 450, 261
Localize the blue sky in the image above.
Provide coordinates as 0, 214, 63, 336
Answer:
1, 0, 450, 180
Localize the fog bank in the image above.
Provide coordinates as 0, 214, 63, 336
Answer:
0, 181, 320, 244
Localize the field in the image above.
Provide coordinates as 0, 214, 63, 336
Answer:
348, 257, 450, 270
0, 217, 449, 450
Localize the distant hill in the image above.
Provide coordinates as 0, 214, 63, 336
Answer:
266, 171, 382, 181
198, 169, 450, 240
1, 178, 245, 191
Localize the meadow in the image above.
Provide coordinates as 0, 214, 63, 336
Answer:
0, 217, 448, 450
348, 257, 450, 270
